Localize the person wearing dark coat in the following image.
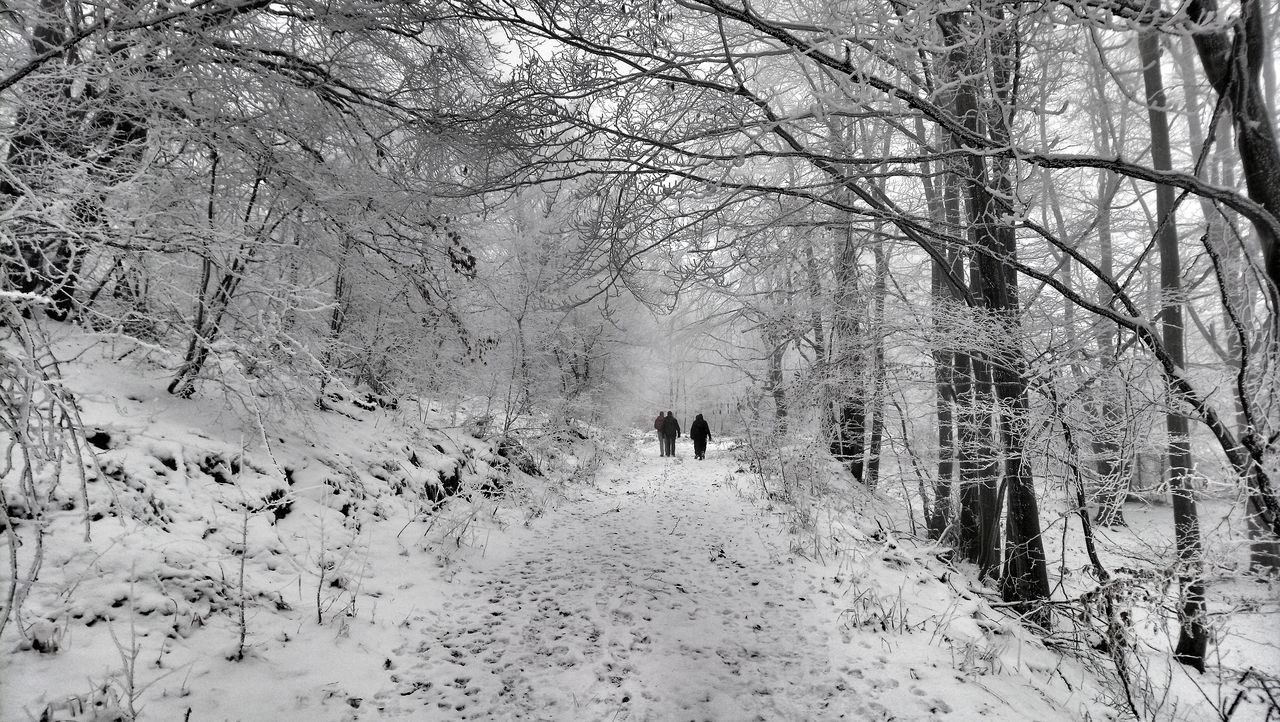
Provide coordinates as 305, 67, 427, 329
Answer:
689, 414, 712, 460
661, 411, 680, 457
653, 411, 666, 454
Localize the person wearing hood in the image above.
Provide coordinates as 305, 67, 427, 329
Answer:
661, 410, 680, 457
653, 411, 666, 454
689, 413, 712, 460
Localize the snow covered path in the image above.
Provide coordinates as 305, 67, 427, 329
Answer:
372, 443, 953, 720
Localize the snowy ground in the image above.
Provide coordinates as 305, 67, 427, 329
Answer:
364, 439, 1100, 721
6, 430, 1109, 721
6, 329, 1270, 721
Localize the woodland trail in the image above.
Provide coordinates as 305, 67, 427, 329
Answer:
370, 440, 958, 720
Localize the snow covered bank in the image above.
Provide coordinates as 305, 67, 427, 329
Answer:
1, 330, 568, 720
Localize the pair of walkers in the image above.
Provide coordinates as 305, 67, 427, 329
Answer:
652, 411, 713, 459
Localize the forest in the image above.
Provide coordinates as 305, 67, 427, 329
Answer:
2, 0, 1278, 718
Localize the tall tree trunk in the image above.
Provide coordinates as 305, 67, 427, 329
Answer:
936, 15, 997, 572
941, 8, 1049, 612
828, 204, 865, 476
1138, 17, 1209, 670
922, 114, 967, 539
866, 240, 889, 488
986, 1, 1050, 622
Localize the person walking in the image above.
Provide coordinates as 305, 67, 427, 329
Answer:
653, 411, 666, 455
661, 410, 680, 457
689, 413, 712, 460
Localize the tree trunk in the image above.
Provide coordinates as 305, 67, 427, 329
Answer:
932, 355, 957, 539
936, 14, 997, 572
923, 114, 967, 539
1138, 17, 1209, 670
168, 248, 254, 398
956, 348, 1000, 577
169, 171, 264, 398
828, 205, 866, 476
321, 232, 354, 382
866, 241, 888, 488
802, 229, 826, 364
764, 321, 788, 434
941, 8, 1049, 612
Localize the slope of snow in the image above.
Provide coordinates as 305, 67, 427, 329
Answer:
1, 330, 563, 721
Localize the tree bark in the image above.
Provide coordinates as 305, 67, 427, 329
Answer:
828, 203, 866, 477
764, 321, 788, 434
866, 241, 888, 488
941, 8, 1049, 613
802, 228, 826, 364
1138, 16, 1209, 670
923, 114, 967, 539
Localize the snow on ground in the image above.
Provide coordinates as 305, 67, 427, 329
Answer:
837, 457, 1280, 720
11, 328, 1265, 720
1, 330, 564, 721
5, 411, 1110, 721
366, 438, 1102, 720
